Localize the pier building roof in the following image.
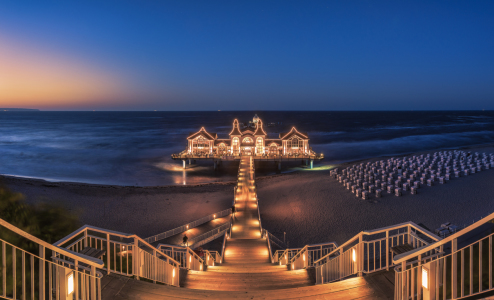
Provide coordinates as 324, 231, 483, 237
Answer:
187, 127, 217, 140
279, 127, 308, 140
229, 119, 243, 136
253, 120, 267, 136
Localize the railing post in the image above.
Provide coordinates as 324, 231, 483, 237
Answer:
58, 265, 68, 300
401, 261, 407, 300
74, 260, 79, 300
452, 238, 458, 299
417, 254, 422, 300
153, 250, 157, 283
39, 245, 45, 300
339, 248, 344, 278
134, 238, 140, 279
386, 231, 389, 271
84, 230, 88, 248
91, 266, 97, 300
106, 233, 110, 274
490, 236, 493, 290
358, 234, 363, 276
407, 225, 411, 245
186, 249, 190, 269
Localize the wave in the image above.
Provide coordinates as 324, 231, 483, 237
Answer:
363, 122, 492, 132
316, 130, 494, 162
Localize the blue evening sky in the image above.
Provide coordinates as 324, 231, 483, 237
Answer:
1, 1, 494, 110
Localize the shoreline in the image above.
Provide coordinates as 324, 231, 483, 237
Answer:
3, 141, 494, 189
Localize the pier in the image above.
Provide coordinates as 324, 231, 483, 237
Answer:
171, 116, 324, 170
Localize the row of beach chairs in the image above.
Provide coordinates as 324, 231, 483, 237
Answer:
330, 151, 494, 200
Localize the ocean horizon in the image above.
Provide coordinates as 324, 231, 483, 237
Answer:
1, 110, 494, 186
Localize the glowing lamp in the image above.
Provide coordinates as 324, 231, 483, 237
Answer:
67, 272, 74, 296
189, 256, 191, 263
422, 267, 428, 289
200, 264, 202, 270
352, 249, 356, 262
214, 214, 216, 219
291, 263, 294, 269
303, 254, 306, 261
173, 268, 176, 278
186, 225, 189, 229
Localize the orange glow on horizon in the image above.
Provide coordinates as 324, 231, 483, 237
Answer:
0, 35, 150, 109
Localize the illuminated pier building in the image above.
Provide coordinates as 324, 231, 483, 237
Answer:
172, 116, 323, 169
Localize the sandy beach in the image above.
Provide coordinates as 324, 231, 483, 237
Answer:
3, 143, 494, 248
1, 176, 236, 238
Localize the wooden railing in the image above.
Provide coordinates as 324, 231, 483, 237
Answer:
171, 152, 323, 160
144, 208, 232, 244
204, 250, 218, 266
393, 212, 494, 300
288, 242, 339, 269
311, 222, 440, 285
0, 217, 104, 300
54, 225, 180, 287
155, 243, 204, 271
188, 220, 233, 248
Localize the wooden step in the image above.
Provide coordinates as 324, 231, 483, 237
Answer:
103, 272, 393, 299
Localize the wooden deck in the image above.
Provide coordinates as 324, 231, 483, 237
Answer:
172, 154, 323, 162
101, 270, 394, 299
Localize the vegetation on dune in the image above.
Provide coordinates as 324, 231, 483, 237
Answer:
0, 184, 80, 250
0, 184, 80, 297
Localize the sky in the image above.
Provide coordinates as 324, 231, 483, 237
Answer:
1, 1, 494, 111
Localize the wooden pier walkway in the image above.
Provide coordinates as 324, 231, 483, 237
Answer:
180, 156, 314, 291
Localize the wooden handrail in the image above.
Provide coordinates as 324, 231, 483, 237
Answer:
54, 224, 180, 265
313, 221, 440, 266
393, 211, 494, 264
0, 217, 104, 267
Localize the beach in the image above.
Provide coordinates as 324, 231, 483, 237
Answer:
3, 143, 494, 247
1, 176, 236, 238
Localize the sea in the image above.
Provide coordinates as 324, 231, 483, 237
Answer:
1, 111, 493, 186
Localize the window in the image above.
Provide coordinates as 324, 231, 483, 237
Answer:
233, 137, 239, 148
242, 137, 253, 143
218, 143, 226, 154
256, 138, 263, 153
286, 137, 304, 148
196, 136, 207, 148
288, 137, 302, 148
269, 143, 278, 155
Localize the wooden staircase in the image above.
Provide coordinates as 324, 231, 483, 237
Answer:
100, 155, 395, 299
181, 156, 314, 291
